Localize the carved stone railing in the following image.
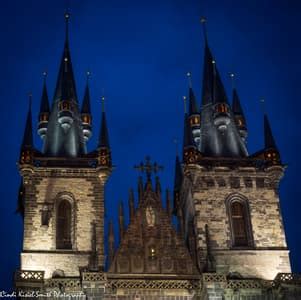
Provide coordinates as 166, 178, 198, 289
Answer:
14, 270, 44, 282
82, 272, 106, 281
273, 273, 301, 287
44, 278, 81, 289
108, 279, 200, 290
227, 279, 262, 289
202, 273, 227, 283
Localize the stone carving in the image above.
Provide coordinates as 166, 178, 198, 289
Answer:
145, 206, 155, 226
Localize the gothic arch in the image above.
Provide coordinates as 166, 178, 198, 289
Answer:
54, 193, 76, 250
225, 194, 254, 248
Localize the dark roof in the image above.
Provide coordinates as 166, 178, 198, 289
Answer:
264, 114, 277, 150
174, 155, 182, 191
183, 113, 194, 149
81, 83, 91, 114
22, 99, 33, 148
53, 39, 78, 103
39, 81, 50, 113
201, 43, 228, 106
232, 88, 245, 117
98, 111, 110, 148
188, 87, 199, 115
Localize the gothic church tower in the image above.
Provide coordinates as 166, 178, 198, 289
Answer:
16, 14, 112, 279
174, 20, 292, 298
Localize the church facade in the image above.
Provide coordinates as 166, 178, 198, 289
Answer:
14, 13, 301, 300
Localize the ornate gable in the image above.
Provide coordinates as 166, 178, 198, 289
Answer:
109, 171, 199, 276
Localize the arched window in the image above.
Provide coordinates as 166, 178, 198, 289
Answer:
56, 200, 72, 249
231, 202, 248, 246
227, 196, 253, 248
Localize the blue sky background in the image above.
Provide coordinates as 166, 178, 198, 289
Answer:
0, 0, 300, 289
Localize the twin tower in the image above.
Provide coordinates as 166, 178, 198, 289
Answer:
15, 14, 300, 300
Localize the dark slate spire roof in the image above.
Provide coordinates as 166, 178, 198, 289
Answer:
183, 113, 194, 149
22, 96, 33, 148
197, 21, 248, 158
43, 14, 86, 157
201, 42, 228, 106
232, 88, 245, 118
39, 78, 50, 114
53, 16, 77, 103
81, 82, 91, 114
189, 87, 199, 115
202, 43, 214, 106
264, 114, 277, 150
98, 107, 110, 148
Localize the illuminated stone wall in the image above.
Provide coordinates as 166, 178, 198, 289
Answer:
20, 167, 107, 278
181, 164, 291, 280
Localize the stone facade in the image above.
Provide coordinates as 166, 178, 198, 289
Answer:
19, 163, 110, 278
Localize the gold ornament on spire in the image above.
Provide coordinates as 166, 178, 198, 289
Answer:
187, 72, 192, 88
183, 96, 187, 114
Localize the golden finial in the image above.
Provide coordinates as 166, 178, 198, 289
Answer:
186, 72, 192, 88
42, 71, 47, 83
64, 11, 70, 20
200, 16, 208, 43
229, 72, 235, 89
86, 71, 91, 83
101, 92, 105, 113
183, 96, 187, 114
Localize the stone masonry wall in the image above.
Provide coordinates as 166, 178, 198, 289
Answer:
182, 165, 291, 280
20, 167, 108, 278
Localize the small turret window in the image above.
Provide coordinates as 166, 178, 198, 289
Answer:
59, 101, 72, 111
216, 103, 228, 113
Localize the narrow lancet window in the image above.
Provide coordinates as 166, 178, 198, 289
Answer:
231, 201, 248, 247
56, 200, 72, 249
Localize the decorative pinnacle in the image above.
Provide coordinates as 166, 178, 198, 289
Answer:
183, 96, 187, 114
229, 72, 235, 89
134, 156, 163, 181
42, 71, 47, 83
186, 72, 192, 88
101, 95, 105, 113
86, 71, 91, 83
200, 16, 208, 43
28, 92, 32, 110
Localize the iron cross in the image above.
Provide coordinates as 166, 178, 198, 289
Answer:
134, 156, 163, 180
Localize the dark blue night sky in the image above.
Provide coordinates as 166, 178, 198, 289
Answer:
0, 0, 300, 290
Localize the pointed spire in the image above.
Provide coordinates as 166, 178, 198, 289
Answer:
187, 72, 199, 115
81, 72, 91, 114
22, 94, 33, 148
232, 88, 244, 117
173, 154, 182, 213
53, 12, 77, 103
264, 114, 278, 150
39, 72, 50, 114
89, 221, 99, 271
108, 220, 115, 268
98, 95, 110, 148
166, 189, 172, 219
138, 176, 143, 203
201, 18, 228, 106
155, 176, 161, 198
128, 188, 135, 221
118, 202, 125, 241
183, 113, 195, 150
